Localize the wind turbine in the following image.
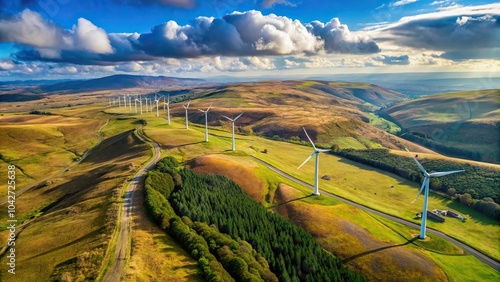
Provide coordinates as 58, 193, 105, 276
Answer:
134, 96, 137, 113
135, 98, 143, 114
183, 101, 191, 129
154, 96, 160, 117
123, 95, 127, 108
405, 148, 464, 239
118, 96, 121, 107
144, 97, 149, 113
163, 95, 171, 125
198, 103, 213, 142
128, 96, 132, 111
221, 112, 243, 151
297, 127, 331, 196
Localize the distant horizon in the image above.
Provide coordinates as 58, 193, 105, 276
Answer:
0, 1, 499, 80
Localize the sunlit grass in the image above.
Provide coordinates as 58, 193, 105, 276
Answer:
143, 117, 499, 262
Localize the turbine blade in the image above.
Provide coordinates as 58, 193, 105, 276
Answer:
221, 115, 233, 121
429, 170, 465, 177
187, 100, 191, 108
317, 149, 331, 152
234, 112, 244, 120
404, 147, 427, 175
302, 127, 317, 150
297, 152, 316, 169
411, 178, 427, 203
198, 109, 205, 112
207, 103, 213, 111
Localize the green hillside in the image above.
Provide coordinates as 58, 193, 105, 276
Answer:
383, 89, 500, 163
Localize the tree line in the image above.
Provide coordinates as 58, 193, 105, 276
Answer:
145, 156, 365, 281
337, 149, 500, 220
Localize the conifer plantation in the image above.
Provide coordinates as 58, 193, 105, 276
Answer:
145, 157, 365, 281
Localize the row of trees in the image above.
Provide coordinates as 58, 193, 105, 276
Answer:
401, 132, 483, 162
170, 168, 365, 281
145, 157, 277, 281
337, 149, 500, 220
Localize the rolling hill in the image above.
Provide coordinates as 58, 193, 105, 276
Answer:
383, 89, 500, 163
169, 80, 432, 152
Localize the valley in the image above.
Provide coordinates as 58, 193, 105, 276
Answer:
0, 77, 498, 281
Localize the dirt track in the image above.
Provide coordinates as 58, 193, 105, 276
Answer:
101, 128, 161, 282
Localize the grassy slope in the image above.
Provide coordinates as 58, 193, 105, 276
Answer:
141, 115, 499, 280
165, 80, 434, 153
0, 105, 198, 281
384, 89, 500, 162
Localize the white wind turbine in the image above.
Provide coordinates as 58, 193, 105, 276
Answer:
183, 101, 191, 129
128, 96, 132, 111
118, 96, 121, 107
154, 96, 160, 117
198, 103, 213, 142
123, 95, 127, 108
405, 148, 464, 239
297, 127, 331, 196
144, 97, 149, 113
221, 112, 243, 151
135, 98, 143, 114
163, 95, 171, 125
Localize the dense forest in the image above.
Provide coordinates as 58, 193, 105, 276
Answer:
145, 157, 365, 281
337, 149, 500, 220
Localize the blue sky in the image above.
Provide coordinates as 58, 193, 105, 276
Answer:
0, 0, 498, 80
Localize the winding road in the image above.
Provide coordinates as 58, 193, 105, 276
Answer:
101, 127, 161, 282
250, 156, 500, 272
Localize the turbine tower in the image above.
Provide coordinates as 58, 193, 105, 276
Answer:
405, 148, 464, 239
154, 96, 160, 117
297, 127, 331, 196
221, 112, 243, 151
163, 95, 171, 125
123, 95, 127, 108
134, 96, 137, 113
145, 97, 149, 113
128, 96, 132, 111
118, 96, 121, 107
198, 103, 213, 142
135, 98, 143, 114
183, 101, 191, 129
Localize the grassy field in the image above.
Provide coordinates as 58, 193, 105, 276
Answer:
0, 104, 151, 281
0, 99, 497, 280
383, 89, 500, 163
141, 115, 499, 267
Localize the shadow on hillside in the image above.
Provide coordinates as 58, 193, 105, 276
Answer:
342, 237, 418, 263
268, 194, 313, 209
162, 141, 203, 149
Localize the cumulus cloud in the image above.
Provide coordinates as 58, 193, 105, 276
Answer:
367, 4, 500, 60
0, 9, 113, 60
3, 9, 380, 65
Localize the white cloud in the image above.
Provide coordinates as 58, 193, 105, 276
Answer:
72, 18, 113, 54
390, 0, 418, 7
0, 9, 113, 58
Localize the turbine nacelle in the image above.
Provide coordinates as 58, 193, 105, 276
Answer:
297, 127, 331, 196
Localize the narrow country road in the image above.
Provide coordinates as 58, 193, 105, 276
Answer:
250, 156, 500, 272
102, 127, 161, 282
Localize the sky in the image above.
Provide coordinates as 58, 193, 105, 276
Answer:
0, 0, 499, 80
